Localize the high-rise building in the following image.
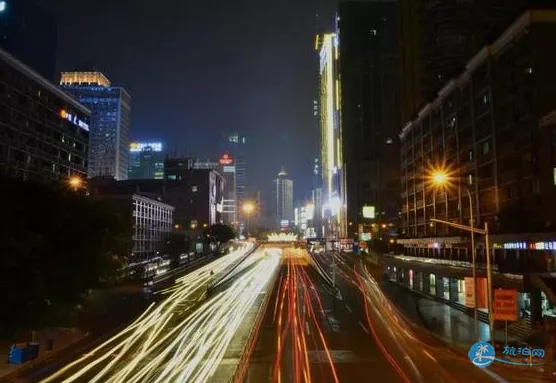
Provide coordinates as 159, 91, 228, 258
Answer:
400, 9, 556, 243
128, 142, 165, 180
0, 0, 58, 80
0, 47, 89, 183
316, 32, 347, 239
217, 153, 236, 225
60, 71, 131, 180
225, 133, 247, 206
272, 168, 294, 230
336, 1, 399, 240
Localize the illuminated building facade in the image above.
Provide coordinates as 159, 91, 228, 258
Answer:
0, 47, 89, 182
218, 154, 237, 225
60, 71, 131, 180
272, 169, 294, 230
317, 32, 346, 238
128, 142, 164, 180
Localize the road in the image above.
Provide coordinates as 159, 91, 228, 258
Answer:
244, 248, 405, 383
313, 251, 539, 383
38, 243, 282, 383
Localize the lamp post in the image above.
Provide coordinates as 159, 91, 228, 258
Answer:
242, 202, 255, 238
431, 171, 494, 343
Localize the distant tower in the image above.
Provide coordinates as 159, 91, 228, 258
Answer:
272, 168, 294, 230
60, 71, 131, 180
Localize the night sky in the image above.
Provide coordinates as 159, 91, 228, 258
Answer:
55, 0, 337, 203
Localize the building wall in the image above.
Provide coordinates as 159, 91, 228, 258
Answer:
61, 74, 131, 181
131, 194, 173, 262
129, 142, 164, 180
272, 171, 294, 228
400, 10, 556, 239
0, 48, 89, 182
338, 2, 399, 238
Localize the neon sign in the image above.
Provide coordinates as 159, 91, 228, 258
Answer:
219, 154, 233, 165
130, 142, 163, 152
60, 110, 89, 131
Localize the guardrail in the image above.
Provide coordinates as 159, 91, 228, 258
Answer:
227, 264, 279, 383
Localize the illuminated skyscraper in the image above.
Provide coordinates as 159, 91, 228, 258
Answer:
316, 32, 346, 238
272, 168, 294, 230
61, 72, 131, 180
128, 142, 164, 180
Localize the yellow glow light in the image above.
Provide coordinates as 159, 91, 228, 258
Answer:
242, 202, 255, 214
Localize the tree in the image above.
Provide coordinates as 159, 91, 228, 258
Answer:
0, 175, 132, 337
203, 224, 235, 254
165, 232, 191, 268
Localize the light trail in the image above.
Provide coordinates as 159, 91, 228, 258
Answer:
271, 248, 339, 383
40, 244, 282, 383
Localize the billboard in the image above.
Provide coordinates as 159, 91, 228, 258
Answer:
130, 142, 163, 152
362, 206, 376, 219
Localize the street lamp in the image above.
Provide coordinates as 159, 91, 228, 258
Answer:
430, 170, 494, 343
68, 176, 83, 191
242, 202, 255, 238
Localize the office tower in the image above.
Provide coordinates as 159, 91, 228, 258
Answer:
218, 153, 237, 225
272, 168, 294, 230
0, 0, 58, 80
0, 47, 89, 182
225, 133, 247, 206
128, 142, 165, 180
337, 1, 399, 240
60, 71, 131, 180
316, 31, 346, 239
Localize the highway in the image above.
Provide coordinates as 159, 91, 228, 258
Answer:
39, 243, 280, 383
244, 248, 405, 382
312, 251, 538, 383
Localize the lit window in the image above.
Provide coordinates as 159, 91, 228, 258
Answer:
192, 185, 198, 192
468, 174, 473, 185
483, 91, 491, 105
168, 175, 177, 180
525, 67, 533, 75
469, 150, 473, 161
553, 168, 556, 185
386, 138, 393, 144
482, 141, 490, 155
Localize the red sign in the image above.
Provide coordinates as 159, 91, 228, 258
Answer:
494, 289, 517, 321
219, 154, 233, 165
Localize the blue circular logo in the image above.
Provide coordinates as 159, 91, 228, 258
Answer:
468, 341, 495, 368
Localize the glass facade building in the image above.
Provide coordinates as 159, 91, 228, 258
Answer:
128, 142, 164, 180
60, 72, 131, 180
272, 169, 294, 230
0, 47, 89, 182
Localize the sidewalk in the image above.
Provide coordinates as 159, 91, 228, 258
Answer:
0, 328, 87, 380
0, 281, 147, 381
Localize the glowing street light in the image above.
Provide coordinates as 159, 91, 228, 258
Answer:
68, 176, 83, 191
431, 171, 448, 186
242, 202, 255, 238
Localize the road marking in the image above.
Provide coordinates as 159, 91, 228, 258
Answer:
305, 322, 311, 335
358, 321, 369, 334
423, 349, 437, 363
345, 305, 353, 313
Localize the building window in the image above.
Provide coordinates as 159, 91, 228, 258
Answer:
192, 185, 198, 192
482, 141, 490, 155
533, 179, 540, 194
386, 138, 393, 144
483, 91, 491, 105
553, 168, 556, 185
469, 150, 473, 161
168, 175, 177, 180
525, 67, 533, 75
468, 174, 473, 185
